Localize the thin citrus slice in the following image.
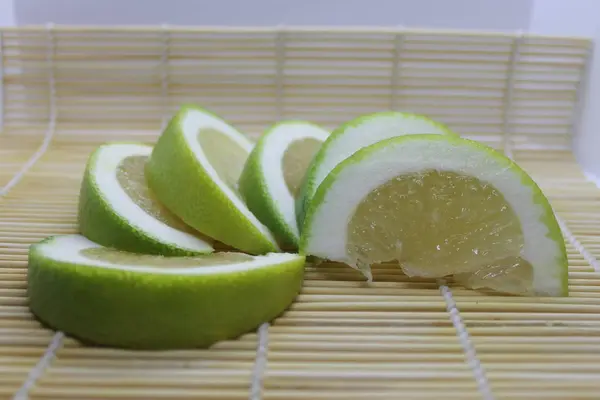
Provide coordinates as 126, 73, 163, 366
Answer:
296, 111, 457, 226
78, 143, 213, 256
28, 234, 305, 349
239, 121, 329, 250
300, 134, 568, 296
146, 105, 279, 255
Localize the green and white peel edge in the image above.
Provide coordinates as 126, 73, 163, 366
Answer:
92, 143, 213, 253
300, 135, 567, 296
260, 122, 329, 238
38, 235, 301, 275
180, 109, 280, 250
298, 111, 457, 224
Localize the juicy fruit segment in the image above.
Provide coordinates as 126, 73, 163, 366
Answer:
82, 247, 253, 267
454, 256, 534, 295
347, 169, 531, 294
282, 138, 323, 197
78, 143, 213, 256
116, 155, 195, 233
296, 111, 457, 227
28, 234, 305, 349
238, 121, 329, 251
197, 128, 248, 192
300, 134, 568, 297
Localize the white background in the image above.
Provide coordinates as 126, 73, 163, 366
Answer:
2, 0, 533, 29
1, 0, 600, 178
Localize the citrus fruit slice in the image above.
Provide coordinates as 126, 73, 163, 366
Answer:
239, 121, 329, 250
145, 105, 279, 255
78, 143, 213, 256
300, 134, 568, 296
28, 234, 305, 349
296, 111, 457, 226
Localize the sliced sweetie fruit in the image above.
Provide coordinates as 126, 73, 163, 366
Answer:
27, 234, 305, 349
300, 134, 568, 296
239, 121, 329, 249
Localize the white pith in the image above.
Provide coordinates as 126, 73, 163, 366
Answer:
304, 137, 564, 296
92, 144, 213, 253
260, 123, 329, 238
181, 109, 280, 249
309, 113, 452, 202
40, 235, 300, 275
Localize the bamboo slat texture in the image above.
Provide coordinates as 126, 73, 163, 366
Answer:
1, 25, 599, 399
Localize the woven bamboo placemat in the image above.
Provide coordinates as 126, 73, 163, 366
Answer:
1, 25, 599, 399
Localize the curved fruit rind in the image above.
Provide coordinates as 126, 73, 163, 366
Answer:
300, 134, 568, 297
78, 142, 213, 256
239, 121, 329, 250
296, 111, 457, 226
145, 105, 279, 255
27, 235, 305, 349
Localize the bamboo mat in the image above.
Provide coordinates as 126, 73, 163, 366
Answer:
1, 25, 600, 399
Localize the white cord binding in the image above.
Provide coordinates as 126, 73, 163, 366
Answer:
438, 280, 495, 400
13, 332, 64, 400
390, 26, 405, 111
502, 30, 523, 156
0, 31, 5, 130
11, 24, 63, 400
249, 323, 270, 400
160, 23, 170, 131
1, 23, 57, 197
274, 25, 286, 121
557, 217, 600, 273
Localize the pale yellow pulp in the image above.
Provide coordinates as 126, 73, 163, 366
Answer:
347, 170, 533, 295
282, 138, 322, 198
197, 128, 248, 193
116, 155, 194, 233
81, 247, 253, 267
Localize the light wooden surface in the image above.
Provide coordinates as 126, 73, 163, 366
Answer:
1, 133, 600, 399
1, 26, 599, 400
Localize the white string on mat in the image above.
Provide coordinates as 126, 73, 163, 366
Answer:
10, 24, 65, 400
503, 30, 524, 152
569, 42, 592, 144
501, 30, 524, 156
390, 25, 405, 111
1, 23, 57, 197
557, 217, 600, 273
249, 323, 270, 400
274, 24, 286, 121
438, 280, 495, 400
160, 23, 170, 131
12, 332, 64, 400
0, 31, 5, 131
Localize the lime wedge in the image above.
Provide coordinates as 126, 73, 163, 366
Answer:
300, 134, 568, 296
28, 234, 305, 349
296, 111, 457, 226
145, 105, 279, 255
239, 121, 329, 250
78, 143, 213, 256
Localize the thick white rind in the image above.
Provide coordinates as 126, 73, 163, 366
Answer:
181, 110, 280, 249
304, 138, 563, 296
260, 123, 329, 238
39, 235, 301, 275
93, 144, 213, 252
310, 114, 451, 200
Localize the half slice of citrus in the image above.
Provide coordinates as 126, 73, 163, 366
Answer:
145, 105, 279, 255
78, 143, 213, 256
28, 234, 305, 349
300, 134, 568, 296
239, 121, 329, 250
296, 111, 457, 226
